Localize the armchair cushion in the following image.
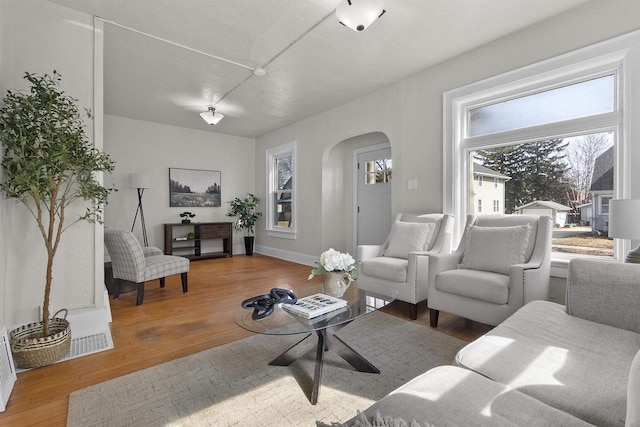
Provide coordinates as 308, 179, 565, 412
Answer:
437, 269, 510, 304
384, 221, 435, 259
460, 224, 531, 275
360, 257, 409, 283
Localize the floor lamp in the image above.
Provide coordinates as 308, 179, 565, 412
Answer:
130, 173, 151, 247
608, 198, 640, 263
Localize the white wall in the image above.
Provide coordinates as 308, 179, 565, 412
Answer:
0, 0, 101, 327
255, 1, 640, 262
103, 115, 255, 253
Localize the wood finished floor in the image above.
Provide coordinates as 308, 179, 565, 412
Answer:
0, 254, 493, 426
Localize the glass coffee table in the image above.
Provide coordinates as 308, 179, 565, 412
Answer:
234, 284, 398, 404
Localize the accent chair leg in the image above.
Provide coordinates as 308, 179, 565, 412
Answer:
429, 309, 439, 328
136, 282, 145, 305
409, 304, 418, 320
159, 277, 165, 288
113, 278, 121, 300
181, 272, 188, 293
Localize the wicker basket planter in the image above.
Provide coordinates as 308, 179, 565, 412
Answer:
9, 309, 71, 369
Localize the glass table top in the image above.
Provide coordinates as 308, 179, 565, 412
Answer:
234, 284, 398, 336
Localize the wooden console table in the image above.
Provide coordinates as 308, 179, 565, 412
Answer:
164, 222, 233, 260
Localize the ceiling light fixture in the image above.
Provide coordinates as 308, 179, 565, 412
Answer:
336, 0, 385, 32
200, 106, 224, 125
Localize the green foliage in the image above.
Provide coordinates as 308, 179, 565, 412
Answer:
227, 193, 262, 236
0, 71, 115, 337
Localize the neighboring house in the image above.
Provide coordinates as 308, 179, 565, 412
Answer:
515, 200, 571, 227
577, 202, 593, 226
589, 146, 614, 233
471, 164, 510, 215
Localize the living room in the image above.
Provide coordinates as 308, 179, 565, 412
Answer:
2, 0, 640, 425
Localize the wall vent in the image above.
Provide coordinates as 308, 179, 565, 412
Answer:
0, 327, 17, 412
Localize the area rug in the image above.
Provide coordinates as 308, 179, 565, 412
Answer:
67, 312, 466, 427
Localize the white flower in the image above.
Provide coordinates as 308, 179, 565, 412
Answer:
308, 248, 360, 281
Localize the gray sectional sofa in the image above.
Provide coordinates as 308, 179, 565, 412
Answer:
323, 258, 640, 427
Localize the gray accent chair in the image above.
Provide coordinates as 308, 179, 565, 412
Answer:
104, 229, 190, 305
356, 213, 454, 320
428, 214, 552, 327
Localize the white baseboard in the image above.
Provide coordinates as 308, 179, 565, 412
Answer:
254, 245, 317, 267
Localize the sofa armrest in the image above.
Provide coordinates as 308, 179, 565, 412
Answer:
143, 246, 164, 257
566, 258, 640, 333
357, 244, 384, 261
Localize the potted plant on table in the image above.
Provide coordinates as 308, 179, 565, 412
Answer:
180, 211, 195, 224
0, 71, 115, 368
227, 193, 262, 256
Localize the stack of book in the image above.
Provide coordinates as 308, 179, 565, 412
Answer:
282, 293, 347, 319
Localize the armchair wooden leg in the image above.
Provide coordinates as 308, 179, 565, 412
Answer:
136, 282, 145, 306
409, 304, 418, 320
113, 278, 121, 300
181, 272, 188, 293
430, 309, 439, 328
159, 277, 165, 288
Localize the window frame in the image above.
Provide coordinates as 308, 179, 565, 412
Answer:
444, 39, 634, 269
266, 141, 297, 239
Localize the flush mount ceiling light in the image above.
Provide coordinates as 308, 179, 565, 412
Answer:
336, 0, 385, 32
200, 106, 224, 125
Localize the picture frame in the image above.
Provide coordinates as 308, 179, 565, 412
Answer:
169, 168, 221, 207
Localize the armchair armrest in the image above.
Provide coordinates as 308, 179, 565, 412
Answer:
566, 258, 640, 333
357, 245, 384, 261
143, 246, 164, 257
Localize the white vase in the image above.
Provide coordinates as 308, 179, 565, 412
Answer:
322, 272, 353, 297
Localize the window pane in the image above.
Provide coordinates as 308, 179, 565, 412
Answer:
468, 75, 615, 137
276, 154, 292, 191
365, 158, 392, 184
470, 131, 613, 257
273, 192, 292, 228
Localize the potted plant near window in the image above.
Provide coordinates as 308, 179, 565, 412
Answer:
0, 71, 115, 368
227, 193, 262, 256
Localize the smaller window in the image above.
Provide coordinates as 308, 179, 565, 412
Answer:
477, 199, 483, 213
493, 200, 500, 212
364, 158, 392, 184
600, 196, 612, 215
266, 141, 296, 238
478, 175, 483, 187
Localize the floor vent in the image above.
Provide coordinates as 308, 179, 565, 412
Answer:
0, 327, 17, 412
15, 330, 114, 374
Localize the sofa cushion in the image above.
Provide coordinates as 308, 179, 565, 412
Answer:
361, 257, 408, 283
459, 224, 531, 275
456, 300, 640, 427
332, 365, 593, 427
384, 221, 436, 259
436, 269, 510, 304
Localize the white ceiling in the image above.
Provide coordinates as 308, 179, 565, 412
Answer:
48, 0, 591, 139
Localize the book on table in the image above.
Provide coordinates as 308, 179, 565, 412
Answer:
282, 293, 347, 319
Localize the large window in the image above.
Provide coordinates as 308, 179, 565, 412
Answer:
266, 141, 296, 238
444, 40, 632, 267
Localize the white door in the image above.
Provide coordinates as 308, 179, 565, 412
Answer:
357, 147, 392, 246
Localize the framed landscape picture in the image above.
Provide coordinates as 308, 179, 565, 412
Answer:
169, 168, 221, 207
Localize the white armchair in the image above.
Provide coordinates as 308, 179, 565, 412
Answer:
428, 214, 552, 327
356, 213, 454, 320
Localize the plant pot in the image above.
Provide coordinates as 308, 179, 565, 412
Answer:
322, 272, 353, 297
244, 236, 255, 256
9, 309, 71, 369
181, 219, 191, 224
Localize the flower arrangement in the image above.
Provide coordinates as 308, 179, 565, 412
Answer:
308, 248, 360, 282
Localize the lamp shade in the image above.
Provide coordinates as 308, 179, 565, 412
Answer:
336, 0, 385, 32
200, 107, 224, 125
608, 199, 640, 239
130, 173, 151, 189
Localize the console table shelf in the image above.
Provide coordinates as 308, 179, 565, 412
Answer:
164, 222, 233, 260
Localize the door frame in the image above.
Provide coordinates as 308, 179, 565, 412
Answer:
352, 142, 392, 254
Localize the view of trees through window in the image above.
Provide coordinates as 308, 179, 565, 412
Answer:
365, 158, 392, 184
471, 131, 614, 257
275, 154, 292, 228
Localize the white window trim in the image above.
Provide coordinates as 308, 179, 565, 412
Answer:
266, 141, 296, 239
444, 33, 637, 270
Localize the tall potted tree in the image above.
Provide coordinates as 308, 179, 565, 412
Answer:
0, 71, 115, 368
227, 193, 262, 256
